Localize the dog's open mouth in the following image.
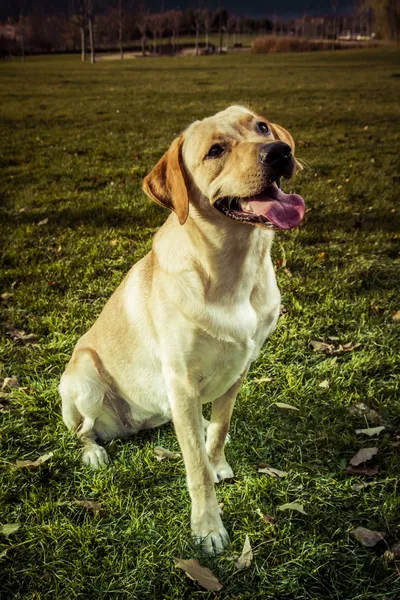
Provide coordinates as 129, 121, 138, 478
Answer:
214, 182, 305, 230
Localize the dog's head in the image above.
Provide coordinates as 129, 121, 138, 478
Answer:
143, 106, 305, 230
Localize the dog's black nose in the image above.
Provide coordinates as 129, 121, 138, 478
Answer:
259, 142, 292, 166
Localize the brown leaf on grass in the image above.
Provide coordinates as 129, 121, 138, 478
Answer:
0, 292, 13, 301
1, 523, 20, 537
6, 325, 38, 343
174, 558, 223, 591
278, 502, 306, 515
356, 426, 385, 437
273, 402, 299, 411
350, 447, 378, 466
253, 377, 273, 384
392, 311, 400, 321
337, 342, 361, 353
391, 541, 400, 557
348, 403, 384, 424
346, 465, 379, 476
74, 499, 101, 514
351, 526, 385, 547
1, 377, 19, 391
235, 535, 253, 570
257, 466, 287, 478
154, 446, 181, 461
353, 481, 377, 491
310, 340, 334, 353
38, 218, 48, 226
370, 302, 384, 314
15, 452, 54, 468
256, 508, 275, 524
318, 379, 330, 389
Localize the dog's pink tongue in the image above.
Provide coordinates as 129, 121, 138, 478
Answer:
242, 186, 305, 230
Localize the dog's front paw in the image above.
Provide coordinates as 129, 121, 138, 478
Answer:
82, 443, 109, 468
210, 460, 234, 483
192, 512, 230, 554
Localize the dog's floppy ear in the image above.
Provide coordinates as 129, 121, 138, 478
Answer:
142, 135, 189, 225
268, 122, 295, 152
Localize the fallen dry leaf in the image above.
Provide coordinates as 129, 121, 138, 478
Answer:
74, 499, 101, 514
337, 342, 361, 353
15, 452, 54, 469
6, 325, 38, 343
253, 377, 273, 383
353, 481, 377, 491
174, 558, 222, 591
1, 523, 20, 537
310, 340, 334, 353
256, 508, 275, 524
154, 446, 181, 461
318, 379, 330, 389
0, 292, 13, 301
348, 403, 384, 424
370, 302, 384, 314
346, 465, 379, 476
351, 526, 385, 547
317, 251, 326, 260
273, 402, 299, 411
350, 447, 378, 466
1, 377, 19, 391
356, 426, 385, 437
38, 218, 48, 226
278, 502, 306, 515
391, 541, 400, 557
258, 466, 287, 478
235, 535, 253, 570
392, 311, 400, 321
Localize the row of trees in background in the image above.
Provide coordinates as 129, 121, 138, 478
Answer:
1, 1, 399, 61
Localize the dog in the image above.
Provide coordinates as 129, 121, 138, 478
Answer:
59, 105, 305, 553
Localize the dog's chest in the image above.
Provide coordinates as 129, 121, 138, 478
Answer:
196, 289, 278, 402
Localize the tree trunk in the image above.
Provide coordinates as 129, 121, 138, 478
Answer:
195, 23, 199, 56
88, 15, 95, 64
118, 0, 123, 59
219, 16, 223, 54
141, 32, 146, 56
205, 30, 208, 50
80, 26, 86, 61
20, 14, 25, 62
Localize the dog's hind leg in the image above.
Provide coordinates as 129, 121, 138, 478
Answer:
59, 348, 110, 468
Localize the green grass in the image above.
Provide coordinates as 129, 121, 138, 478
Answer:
0, 49, 399, 599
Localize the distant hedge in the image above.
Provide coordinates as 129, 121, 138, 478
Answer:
251, 36, 373, 53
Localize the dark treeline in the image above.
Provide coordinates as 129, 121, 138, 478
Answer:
0, 1, 398, 60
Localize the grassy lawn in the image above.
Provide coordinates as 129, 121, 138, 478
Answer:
0, 49, 399, 599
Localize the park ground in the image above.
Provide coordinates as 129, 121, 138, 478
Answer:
0, 48, 399, 599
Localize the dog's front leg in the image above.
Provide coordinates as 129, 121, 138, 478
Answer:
165, 372, 229, 554
206, 374, 245, 482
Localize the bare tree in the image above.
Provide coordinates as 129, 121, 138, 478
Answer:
202, 9, 212, 51
332, 0, 338, 48
193, 10, 202, 56
76, 0, 87, 61
136, 12, 148, 56
87, 0, 95, 63
165, 10, 182, 53
148, 13, 164, 54
18, 11, 25, 61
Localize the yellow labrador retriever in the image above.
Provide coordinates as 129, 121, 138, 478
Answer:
60, 105, 305, 553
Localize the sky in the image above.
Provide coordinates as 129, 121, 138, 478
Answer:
1, 0, 356, 21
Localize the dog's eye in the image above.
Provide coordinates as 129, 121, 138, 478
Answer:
257, 122, 270, 134
206, 144, 224, 159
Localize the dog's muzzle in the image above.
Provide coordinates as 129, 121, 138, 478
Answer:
259, 142, 294, 180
